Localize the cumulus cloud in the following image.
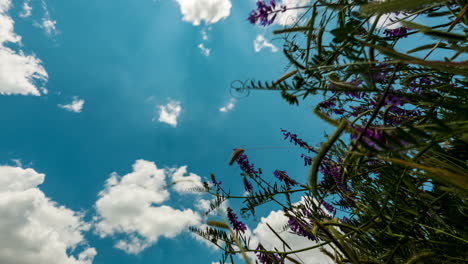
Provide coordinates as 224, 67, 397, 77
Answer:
157, 100, 182, 127
171, 165, 203, 194
58, 97, 85, 113
254, 35, 278, 53
250, 209, 334, 264
0, 0, 48, 96
275, 0, 311, 26
94, 160, 202, 254
37, 0, 58, 35
0, 165, 96, 264
236, 197, 335, 263
369, 13, 402, 29
198, 43, 211, 56
219, 98, 236, 112
19, 0, 32, 18
195, 197, 334, 263
175, 0, 232, 26
194, 197, 228, 216
40, 18, 57, 35
201, 29, 209, 41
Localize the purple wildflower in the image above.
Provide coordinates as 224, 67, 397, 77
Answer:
227, 208, 247, 234
243, 177, 253, 193
333, 109, 345, 115
385, 94, 407, 106
281, 129, 316, 153
337, 197, 356, 209
248, 0, 286, 26
351, 127, 386, 150
410, 77, 432, 93
273, 170, 298, 186
322, 201, 336, 214
235, 151, 259, 177
288, 216, 316, 240
350, 105, 370, 117
256, 243, 284, 264
301, 154, 312, 166
383, 27, 408, 37
318, 98, 336, 109
210, 174, 222, 190
386, 108, 421, 125
319, 159, 349, 191
344, 78, 365, 99
365, 63, 391, 82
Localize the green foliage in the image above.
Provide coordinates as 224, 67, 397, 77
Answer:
193, 1, 468, 263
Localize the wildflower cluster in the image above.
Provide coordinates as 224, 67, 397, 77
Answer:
255, 244, 284, 264
193, 2, 468, 264
247, 0, 286, 26
383, 27, 408, 37
226, 208, 247, 234
234, 150, 259, 177
273, 170, 298, 187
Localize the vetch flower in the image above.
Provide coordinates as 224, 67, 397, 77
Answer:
318, 98, 337, 109
351, 126, 386, 150
273, 170, 298, 186
301, 154, 312, 166
287, 216, 316, 241
322, 201, 336, 214
235, 151, 259, 177
248, 0, 286, 26
256, 243, 284, 264
243, 177, 253, 193
227, 208, 247, 234
210, 173, 222, 190
343, 78, 365, 99
383, 27, 408, 37
281, 129, 316, 153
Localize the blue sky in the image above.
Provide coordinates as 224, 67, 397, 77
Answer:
0, 0, 338, 263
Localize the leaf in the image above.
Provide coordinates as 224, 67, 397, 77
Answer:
365, 43, 468, 76
421, 30, 467, 42
281, 89, 299, 105
271, 70, 298, 87
400, 21, 431, 30
309, 120, 348, 196
406, 43, 449, 54
387, 158, 468, 190
207, 220, 230, 229
361, 0, 447, 15
273, 26, 309, 35
229, 148, 244, 165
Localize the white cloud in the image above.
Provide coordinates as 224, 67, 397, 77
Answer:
40, 19, 57, 35
94, 160, 202, 254
201, 30, 209, 41
19, 0, 32, 18
157, 100, 182, 127
175, 0, 232, 26
369, 13, 401, 29
171, 165, 203, 194
275, 0, 311, 26
250, 210, 333, 264
246, 197, 335, 264
58, 97, 85, 113
0, 0, 48, 96
254, 35, 278, 53
198, 43, 211, 56
219, 98, 236, 112
0, 165, 96, 264
38, 0, 58, 35
194, 197, 228, 216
